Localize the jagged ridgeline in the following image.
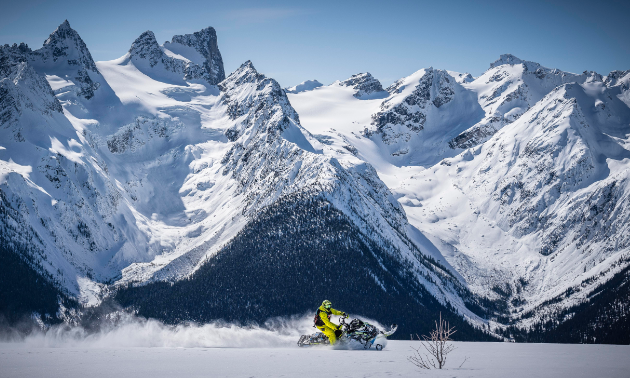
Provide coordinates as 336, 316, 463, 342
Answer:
115, 195, 492, 340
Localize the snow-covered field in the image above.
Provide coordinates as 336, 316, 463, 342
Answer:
1, 341, 628, 378
3, 316, 626, 377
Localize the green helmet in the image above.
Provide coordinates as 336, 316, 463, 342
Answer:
322, 300, 332, 309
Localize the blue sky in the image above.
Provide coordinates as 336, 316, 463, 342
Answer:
1, 0, 628, 87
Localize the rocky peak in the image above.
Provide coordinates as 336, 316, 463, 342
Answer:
450, 71, 474, 84
219, 60, 263, 90
0, 54, 63, 131
129, 31, 165, 67
489, 54, 525, 69
1, 42, 32, 56
604, 70, 630, 87
488, 54, 561, 77
584, 70, 603, 83
219, 60, 297, 142
285, 79, 323, 94
0, 43, 32, 77
339, 72, 385, 98
17, 21, 102, 99
37, 20, 98, 72
372, 68, 456, 139
128, 27, 225, 85
169, 27, 225, 84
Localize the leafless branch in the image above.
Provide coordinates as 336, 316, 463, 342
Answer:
458, 356, 469, 368
407, 312, 458, 370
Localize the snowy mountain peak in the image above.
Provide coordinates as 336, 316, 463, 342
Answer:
488, 54, 553, 74
219, 60, 262, 88
372, 68, 462, 142
241, 59, 255, 70
128, 28, 225, 85
584, 70, 603, 83
448, 71, 474, 84
128, 30, 164, 66
38, 20, 98, 72
3, 23, 630, 341
338, 72, 385, 98
604, 70, 630, 87
7, 20, 104, 100
489, 54, 525, 68
167, 26, 225, 85
57, 19, 71, 31
285, 79, 322, 94
0, 54, 63, 132
447, 54, 593, 151
219, 60, 298, 142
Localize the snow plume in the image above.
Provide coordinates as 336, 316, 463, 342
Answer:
2, 312, 392, 349
4, 313, 316, 348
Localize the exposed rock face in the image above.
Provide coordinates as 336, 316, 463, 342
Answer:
129, 31, 167, 67
489, 53, 525, 68
285, 79, 323, 94
605, 69, 630, 88
21, 20, 102, 99
128, 30, 198, 80
219, 60, 298, 143
129, 28, 225, 85
447, 119, 499, 149
450, 71, 474, 84
372, 68, 455, 141
447, 54, 593, 150
0, 44, 63, 133
339, 72, 385, 98
169, 27, 225, 85
34, 20, 98, 72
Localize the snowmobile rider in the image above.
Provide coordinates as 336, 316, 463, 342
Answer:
314, 300, 348, 345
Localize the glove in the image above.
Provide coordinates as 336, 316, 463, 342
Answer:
341, 312, 348, 318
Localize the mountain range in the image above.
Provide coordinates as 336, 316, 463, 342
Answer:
1, 21, 629, 343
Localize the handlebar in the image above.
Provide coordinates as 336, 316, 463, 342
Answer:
338, 314, 350, 328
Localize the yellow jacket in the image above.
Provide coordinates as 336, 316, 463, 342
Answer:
315, 305, 344, 330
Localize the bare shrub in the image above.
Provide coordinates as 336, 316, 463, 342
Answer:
407, 313, 457, 369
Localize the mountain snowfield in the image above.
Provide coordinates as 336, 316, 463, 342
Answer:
288, 58, 630, 331
1, 21, 629, 342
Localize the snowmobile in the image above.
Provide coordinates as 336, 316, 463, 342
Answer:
297, 316, 397, 350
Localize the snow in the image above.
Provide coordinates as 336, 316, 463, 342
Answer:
286, 83, 395, 175
76, 277, 105, 307
290, 60, 630, 326
96, 55, 185, 112
2, 314, 627, 377
1, 341, 628, 378
0, 159, 33, 183
3, 21, 630, 336
162, 42, 206, 65
285, 79, 323, 93
45, 74, 74, 91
